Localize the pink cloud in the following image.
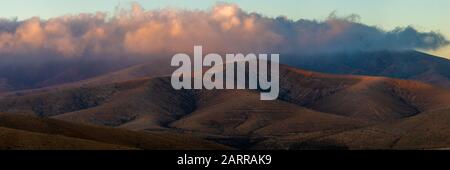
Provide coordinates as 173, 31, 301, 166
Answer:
0, 3, 447, 58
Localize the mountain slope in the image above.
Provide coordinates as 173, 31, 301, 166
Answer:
284, 50, 450, 89
0, 127, 132, 150
308, 107, 450, 149
0, 58, 138, 93
170, 89, 368, 136
0, 113, 229, 150
1, 64, 450, 149
1, 64, 448, 127
277, 66, 450, 121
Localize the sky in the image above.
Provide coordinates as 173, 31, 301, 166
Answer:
1, 0, 449, 35
0, 0, 449, 58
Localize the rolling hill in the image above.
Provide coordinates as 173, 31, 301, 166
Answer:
1, 63, 450, 149
0, 113, 230, 150
283, 50, 450, 89
291, 107, 450, 149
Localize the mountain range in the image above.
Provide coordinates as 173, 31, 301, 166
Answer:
284, 50, 450, 89
0, 50, 449, 149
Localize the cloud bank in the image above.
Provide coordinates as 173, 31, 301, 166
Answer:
0, 3, 448, 59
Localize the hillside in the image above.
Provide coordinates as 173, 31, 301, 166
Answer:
295, 107, 450, 149
0, 113, 230, 150
284, 50, 450, 89
1, 64, 450, 149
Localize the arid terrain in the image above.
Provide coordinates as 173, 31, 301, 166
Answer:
0, 51, 449, 150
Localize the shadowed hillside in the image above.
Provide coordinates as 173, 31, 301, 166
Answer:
284, 50, 450, 89
0, 113, 230, 150
293, 107, 450, 149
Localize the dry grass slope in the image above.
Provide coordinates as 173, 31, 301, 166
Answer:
0, 64, 450, 149
0, 113, 230, 150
